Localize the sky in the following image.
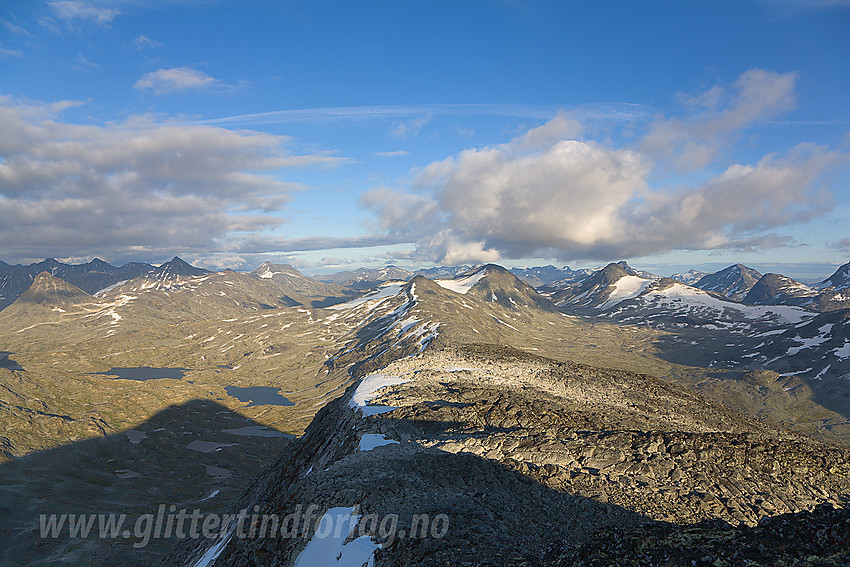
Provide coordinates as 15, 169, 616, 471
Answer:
1, 0, 849, 281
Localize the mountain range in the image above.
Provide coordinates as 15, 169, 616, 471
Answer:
2, 256, 850, 565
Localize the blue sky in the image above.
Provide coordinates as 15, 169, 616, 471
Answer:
1, 0, 848, 280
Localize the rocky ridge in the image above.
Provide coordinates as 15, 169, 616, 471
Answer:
169, 347, 850, 566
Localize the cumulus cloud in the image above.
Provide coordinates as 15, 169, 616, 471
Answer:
362, 70, 844, 265
134, 67, 221, 95
0, 96, 343, 262
48, 1, 118, 26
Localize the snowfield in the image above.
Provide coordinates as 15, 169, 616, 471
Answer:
599, 275, 652, 310
327, 283, 404, 310
435, 269, 487, 294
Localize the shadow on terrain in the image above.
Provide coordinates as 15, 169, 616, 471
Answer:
169, 387, 658, 567
0, 350, 24, 370
0, 399, 293, 567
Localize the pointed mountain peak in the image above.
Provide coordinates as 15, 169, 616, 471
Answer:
251, 262, 302, 279
455, 264, 557, 311
599, 262, 633, 285
743, 273, 817, 306
15, 272, 92, 306
151, 257, 210, 281
614, 260, 636, 274
694, 264, 762, 301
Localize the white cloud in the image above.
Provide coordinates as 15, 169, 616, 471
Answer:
362, 70, 845, 265
0, 96, 344, 263
134, 67, 221, 95
390, 114, 431, 139
48, 1, 119, 26
132, 34, 162, 50
375, 150, 409, 157
641, 69, 798, 171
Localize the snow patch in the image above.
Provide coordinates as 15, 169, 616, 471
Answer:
293, 507, 380, 567
435, 269, 487, 294
599, 275, 651, 310
833, 341, 850, 359
328, 283, 404, 310
358, 433, 399, 451
349, 373, 410, 416
190, 529, 234, 567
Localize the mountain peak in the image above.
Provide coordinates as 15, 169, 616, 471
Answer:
822, 260, 850, 290
461, 264, 557, 311
15, 272, 92, 306
251, 262, 304, 280
599, 262, 634, 284
150, 257, 210, 281
694, 264, 762, 301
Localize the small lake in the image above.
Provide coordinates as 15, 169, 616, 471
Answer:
225, 386, 295, 407
95, 367, 188, 381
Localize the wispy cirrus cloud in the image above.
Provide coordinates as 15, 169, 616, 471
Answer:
194, 102, 650, 128
132, 34, 162, 50
134, 67, 222, 95
73, 53, 99, 70
0, 42, 23, 58
758, 0, 850, 17
47, 1, 119, 26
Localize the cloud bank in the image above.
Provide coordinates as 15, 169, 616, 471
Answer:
364, 70, 845, 265
0, 96, 342, 263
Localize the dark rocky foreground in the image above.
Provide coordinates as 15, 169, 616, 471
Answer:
164, 346, 850, 566
552, 503, 850, 566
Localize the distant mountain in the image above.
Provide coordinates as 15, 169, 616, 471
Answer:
549, 261, 652, 309
509, 265, 578, 287
414, 265, 472, 280
741, 261, 850, 312
0, 258, 154, 311
14, 272, 92, 307
743, 273, 819, 308
670, 269, 709, 285
439, 264, 557, 312
820, 260, 850, 291
250, 262, 351, 306
694, 264, 762, 301
148, 256, 210, 281
318, 265, 414, 289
